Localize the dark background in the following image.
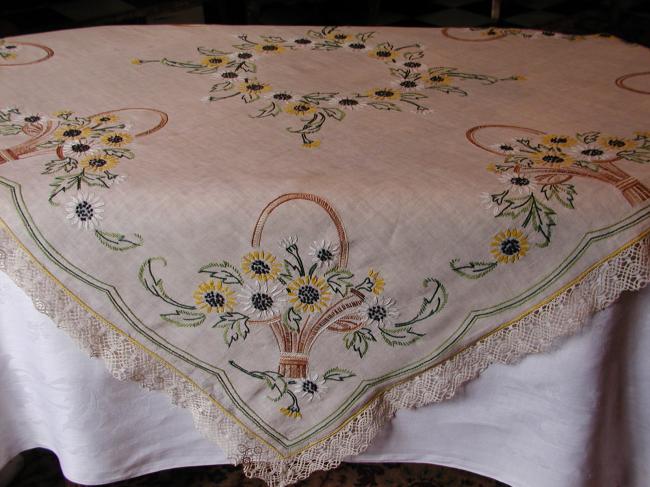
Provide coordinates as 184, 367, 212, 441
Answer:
1, 0, 649, 46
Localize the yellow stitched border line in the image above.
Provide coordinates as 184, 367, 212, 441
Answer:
0, 217, 648, 459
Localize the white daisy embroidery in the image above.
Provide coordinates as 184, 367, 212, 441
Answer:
291, 374, 328, 401
331, 95, 365, 110
65, 192, 104, 230
568, 144, 614, 162
62, 139, 97, 159
278, 235, 298, 250
360, 295, 399, 327
498, 171, 536, 194
239, 281, 285, 319
308, 240, 339, 268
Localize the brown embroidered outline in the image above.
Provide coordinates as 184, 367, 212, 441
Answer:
0, 42, 54, 66
615, 72, 650, 95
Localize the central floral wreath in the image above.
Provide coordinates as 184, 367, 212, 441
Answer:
133, 26, 521, 148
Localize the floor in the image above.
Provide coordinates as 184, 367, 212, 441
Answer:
8, 448, 508, 487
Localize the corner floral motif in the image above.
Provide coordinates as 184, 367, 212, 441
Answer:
133, 26, 520, 147
451, 126, 650, 279
137, 193, 448, 418
0, 39, 54, 66
0, 107, 165, 250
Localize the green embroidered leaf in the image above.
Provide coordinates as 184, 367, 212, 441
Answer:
400, 91, 427, 100
355, 276, 374, 292
321, 107, 345, 121
138, 257, 195, 309
48, 171, 111, 202
395, 279, 447, 328
449, 259, 498, 279
312, 41, 342, 51
278, 260, 294, 285
197, 46, 230, 56
0, 124, 22, 135
160, 58, 202, 69
307, 29, 326, 39
367, 101, 401, 111
43, 157, 78, 174
229, 361, 288, 401
199, 261, 244, 285
574, 159, 600, 172
541, 183, 577, 209
618, 148, 650, 164
241, 92, 261, 104
343, 328, 376, 358
211, 81, 234, 92
577, 131, 600, 145
282, 306, 302, 332
491, 190, 510, 206
428, 85, 468, 96
95, 230, 143, 251
0, 108, 18, 123
103, 148, 135, 159
403, 50, 425, 60
188, 66, 220, 74
287, 112, 326, 135
375, 41, 394, 51
253, 101, 280, 118
323, 367, 356, 382
161, 309, 206, 327
378, 325, 424, 347
326, 268, 353, 296
261, 36, 287, 43
356, 31, 375, 43
497, 194, 556, 247
213, 312, 250, 347
302, 92, 338, 104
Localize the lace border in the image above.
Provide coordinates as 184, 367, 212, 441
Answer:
1, 226, 648, 487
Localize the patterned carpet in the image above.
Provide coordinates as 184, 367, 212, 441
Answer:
7, 448, 508, 487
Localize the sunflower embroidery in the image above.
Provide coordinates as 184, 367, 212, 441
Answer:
241, 250, 281, 282
285, 101, 316, 116
200, 55, 228, 67
540, 134, 578, 148
53, 125, 92, 141
100, 132, 133, 148
426, 74, 451, 86
194, 280, 236, 313
238, 79, 271, 96
326, 31, 353, 43
287, 275, 331, 313
79, 153, 120, 173
368, 269, 385, 295
530, 150, 575, 168
91, 114, 119, 125
490, 229, 529, 264
279, 404, 302, 419
597, 135, 637, 152
65, 192, 104, 230
368, 46, 396, 61
254, 43, 285, 54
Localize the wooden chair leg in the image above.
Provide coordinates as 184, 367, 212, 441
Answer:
491, 0, 502, 21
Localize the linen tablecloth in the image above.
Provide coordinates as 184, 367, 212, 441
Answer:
1, 25, 649, 486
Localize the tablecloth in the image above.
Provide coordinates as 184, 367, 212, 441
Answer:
1, 25, 649, 486
2, 273, 649, 487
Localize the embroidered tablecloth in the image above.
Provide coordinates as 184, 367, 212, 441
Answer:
0, 25, 649, 487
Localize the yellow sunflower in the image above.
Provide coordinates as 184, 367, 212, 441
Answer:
254, 43, 285, 54
241, 250, 281, 282
285, 102, 316, 116
368, 269, 385, 295
287, 275, 331, 313
597, 134, 638, 152
53, 109, 73, 118
369, 47, 396, 61
53, 125, 92, 140
490, 229, 529, 264
366, 88, 401, 101
200, 55, 228, 67
426, 74, 451, 86
131, 58, 143, 65
280, 405, 302, 419
326, 31, 353, 43
193, 280, 236, 313
540, 134, 577, 148
100, 132, 133, 148
91, 114, 119, 125
79, 153, 119, 173
238, 79, 271, 96
530, 150, 575, 168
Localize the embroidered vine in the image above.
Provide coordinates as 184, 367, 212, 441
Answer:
441, 27, 615, 42
451, 127, 650, 278
138, 193, 447, 419
133, 26, 520, 148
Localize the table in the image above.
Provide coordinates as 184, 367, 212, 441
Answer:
1, 25, 649, 486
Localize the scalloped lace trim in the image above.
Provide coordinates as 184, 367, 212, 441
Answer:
1, 227, 648, 487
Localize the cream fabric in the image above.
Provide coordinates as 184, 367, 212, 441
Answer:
0, 25, 649, 486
